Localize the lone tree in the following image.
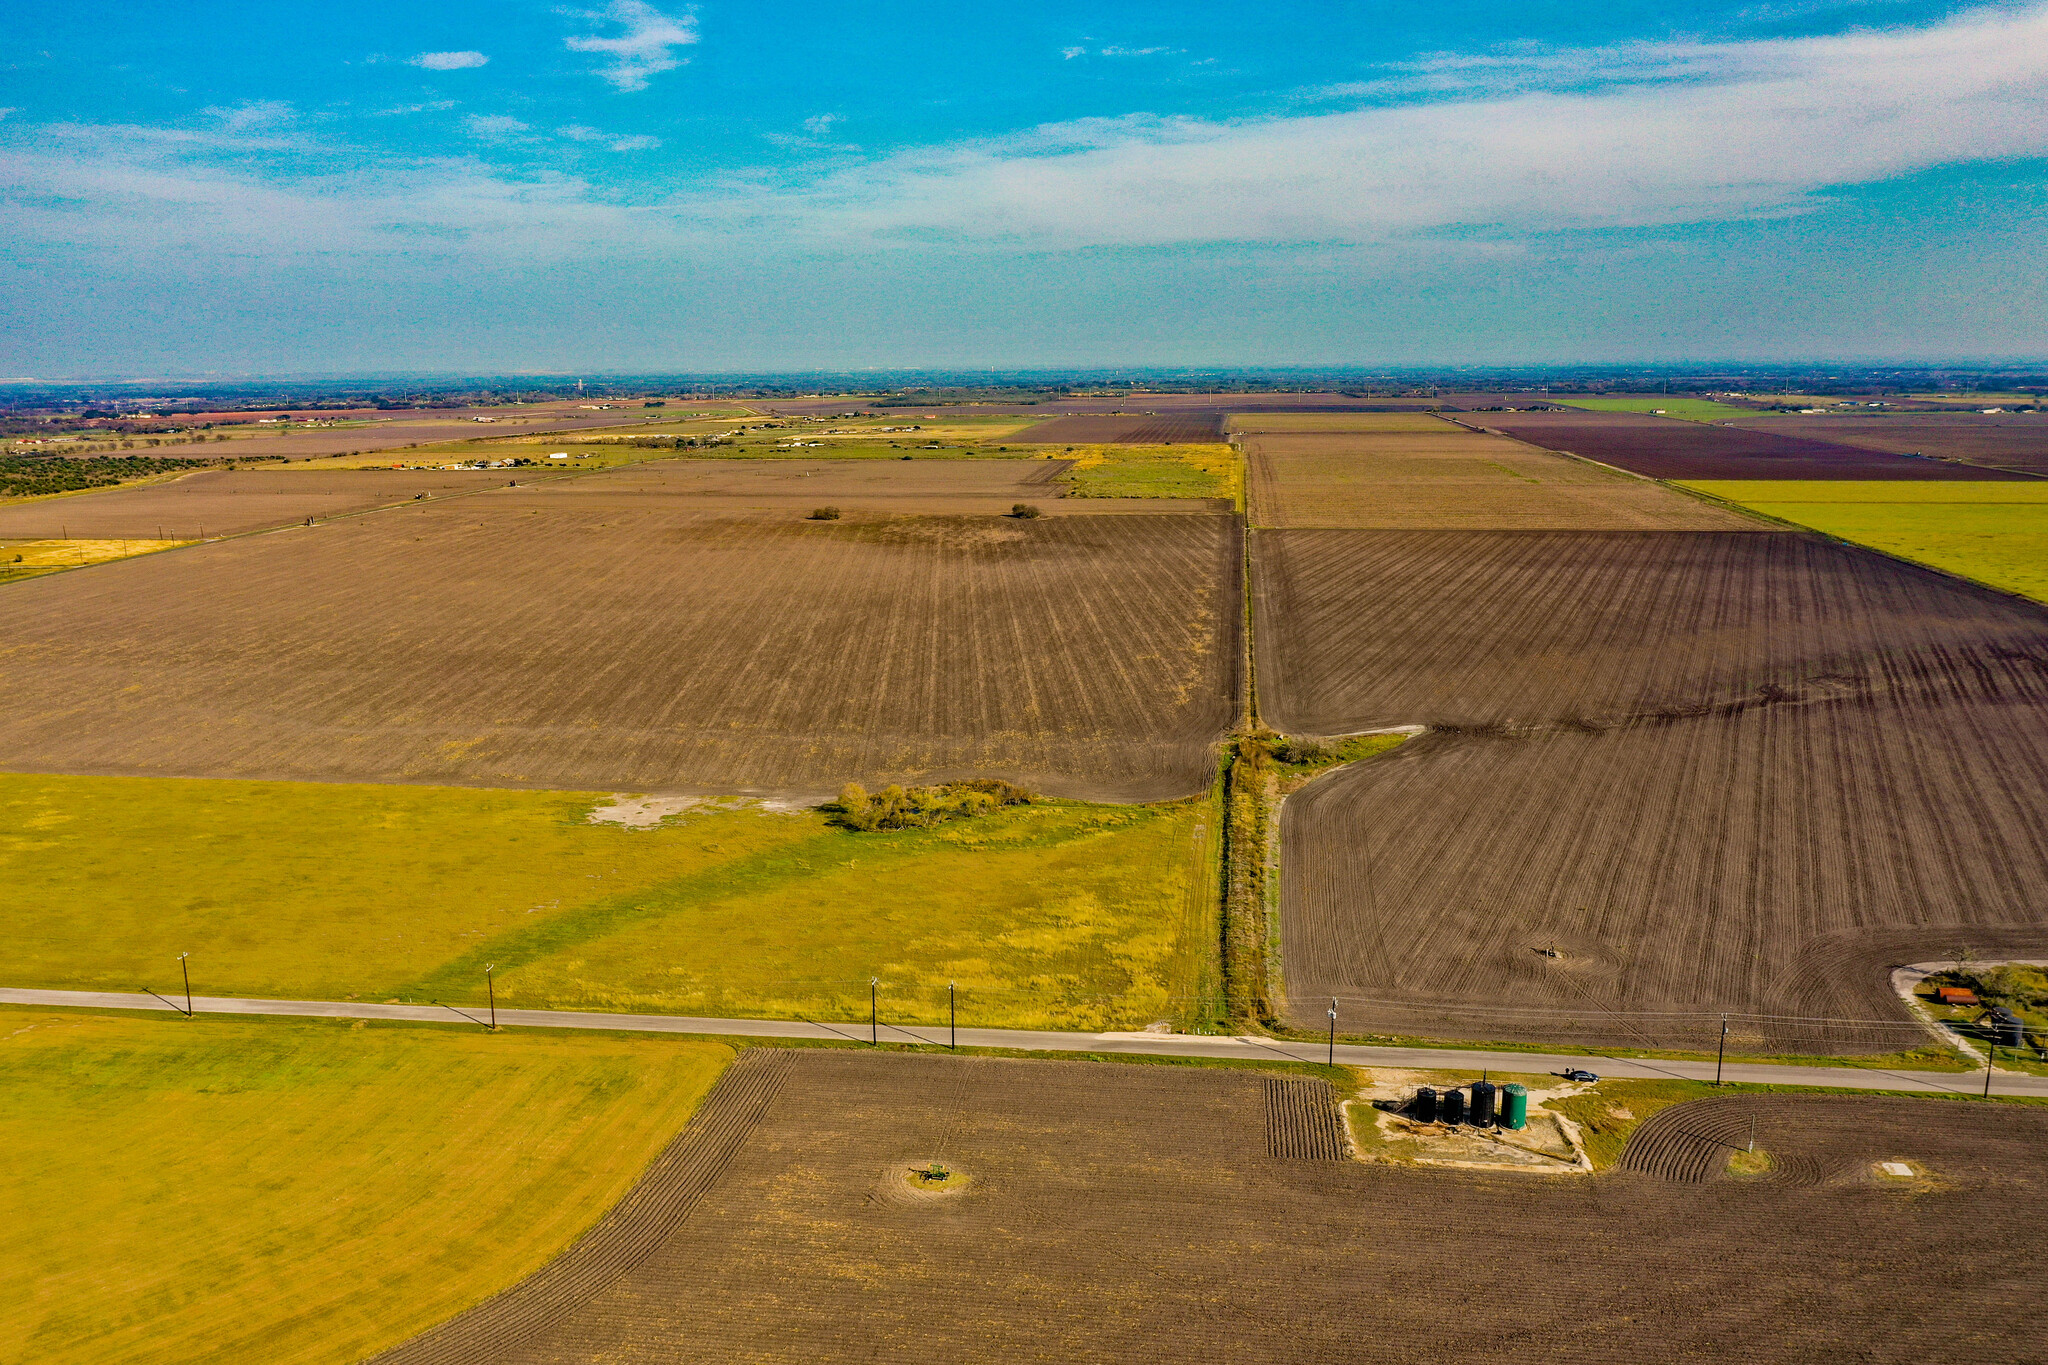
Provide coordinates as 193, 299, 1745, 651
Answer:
1011, 503, 1041, 519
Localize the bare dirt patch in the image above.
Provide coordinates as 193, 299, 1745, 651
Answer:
373, 1050, 2048, 1365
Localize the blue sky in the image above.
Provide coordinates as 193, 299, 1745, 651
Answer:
3, 0, 2046, 374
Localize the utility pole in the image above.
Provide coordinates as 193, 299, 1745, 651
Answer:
486, 964, 496, 1031
1716, 1015, 1728, 1085
949, 981, 956, 1050
870, 978, 878, 1045
178, 952, 192, 1017
1985, 1041, 1996, 1098
1328, 999, 1338, 1066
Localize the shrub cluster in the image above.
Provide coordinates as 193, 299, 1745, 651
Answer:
0, 454, 217, 498
1270, 736, 1335, 765
833, 779, 1035, 831
1011, 503, 1042, 519
808, 506, 842, 520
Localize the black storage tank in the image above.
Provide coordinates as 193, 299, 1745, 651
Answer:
1441, 1088, 1466, 1126
1469, 1079, 1497, 1128
1412, 1086, 1439, 1123
1987, 1007, 2026, 1048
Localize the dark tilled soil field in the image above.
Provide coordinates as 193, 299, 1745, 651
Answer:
1479, 411, 2033, 480
1013, 414, 1225, 444
0, 508, 1237, 801
1258, 529, 2048, 1048
1253, 529, 2048, 733
1281, 696, 2048, 1049
0, 468, 521, 539
373, 1050, 2045, 1365
469, 458, 1216, 515
1725, 414, 2048, 475
1243, 431, 1760, 530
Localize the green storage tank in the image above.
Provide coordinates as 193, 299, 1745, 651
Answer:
1501, 1083, 1528, 1130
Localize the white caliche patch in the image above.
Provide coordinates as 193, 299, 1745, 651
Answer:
564, 0, 699, 92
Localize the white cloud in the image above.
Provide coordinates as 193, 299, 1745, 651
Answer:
464, 114, 530, 137
373, 100, 459, 117
780, 4, 2048, 248
558, 124, 660, 150
1098, 46, 1176, 57
1060, 46, 1086, 60
203, 100, 294, 133
802, 113, 842, 136
564, 1, 698, 92
410, 51, 490, 70
0, 108, 17, 121
7, 2, 2048, 270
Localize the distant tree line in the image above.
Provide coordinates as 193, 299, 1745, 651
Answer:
0, 454, 228, 498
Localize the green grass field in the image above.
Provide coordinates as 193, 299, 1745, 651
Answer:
1057, 443, 1241, 504
1681, 480, 2048, 602
1553, 397, 1753, 421
0, 774, 1220, 1030
0, 1010, 730, 1365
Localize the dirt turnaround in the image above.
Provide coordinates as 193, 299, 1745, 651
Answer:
373, 1050, 2045, 1365
1257, 529, 2048, 1050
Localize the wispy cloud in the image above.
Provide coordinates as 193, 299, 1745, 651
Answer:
373, 100, 459, 118
203, 100, 294, 133
564, 1, 698, 92
802, 113, 842, 136
608, 134, 661, 151
795, 4, 2048, 248
1063, 45, 1180, 59
463, 114, 530, 138
7, 3, 2048, 269
410, 51, 490, 71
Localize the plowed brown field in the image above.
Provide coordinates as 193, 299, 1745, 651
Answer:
1243, 427, 1757, 530
1254, 530, 2047, 732
1481, 411, 2031, 480
1259, 530, 2048, 1049
373, 1050, 2045, 1365
0, 468, 518, 539
0, 509, 1237, 800
1014, 414, 1224, 444
1725, 414, 2048, 475
460, 458, 1216, 515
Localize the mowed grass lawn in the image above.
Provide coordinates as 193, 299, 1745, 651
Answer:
1555, 397, 1755, 421
1682, 480, 2048, 603
1, 1010, 730, 1365
0, 774, 1219, 1030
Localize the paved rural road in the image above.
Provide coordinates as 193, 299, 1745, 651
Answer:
5, 987, 2041, 1098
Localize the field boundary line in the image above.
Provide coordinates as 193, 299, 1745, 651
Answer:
3, 987, 2039, 1096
